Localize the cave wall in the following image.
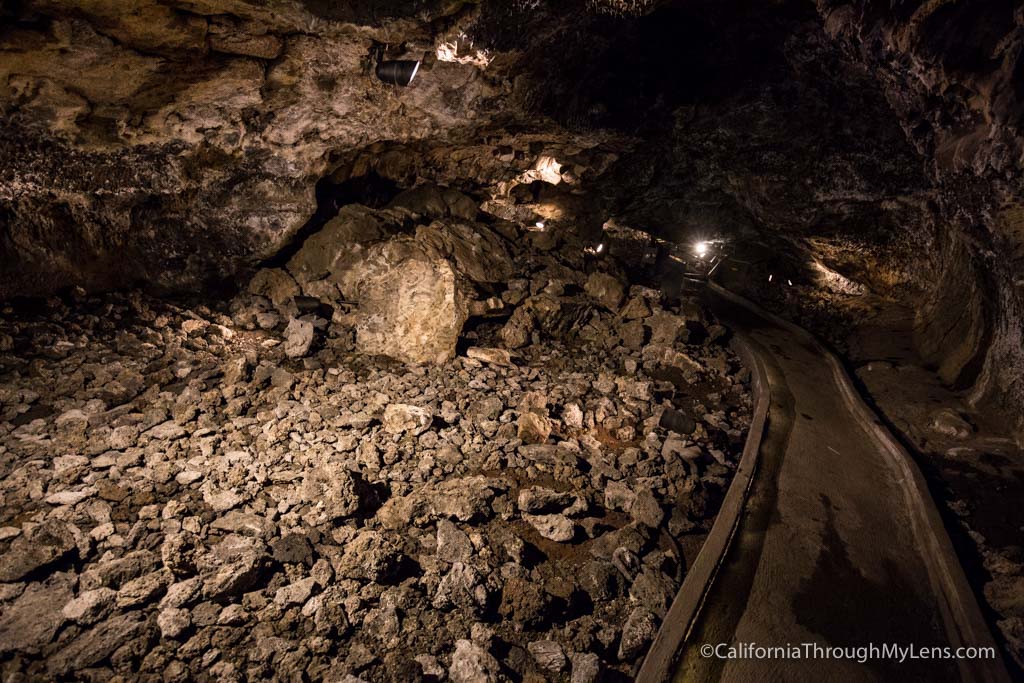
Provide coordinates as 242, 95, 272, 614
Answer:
817, 0, 1024, 433
520, 0, 1024, 433
524, 0, 1024, 433
0, 0, 502, 296
914, 230, 990, 389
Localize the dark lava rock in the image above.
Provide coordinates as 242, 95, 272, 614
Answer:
659, 408, 696, 435
271, 533, 316, 566
0, 521, 77, 582
499, 576, 552, 629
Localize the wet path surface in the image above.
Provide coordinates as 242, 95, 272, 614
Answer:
669, 286, 999, 683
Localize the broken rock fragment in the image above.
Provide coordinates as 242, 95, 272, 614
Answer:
528, 640, 568, 672
643, 344, 703, 377
449, 639, 500, 683
466, 346, 514, 366
301, 463, 372, 520
518, 411, 552, 444
197, 535, 271, 600
436, 519, 474, 564
62, 587, 117, 625
428, 476, 506, 523
618, 607, 659, 661
433, 561, 489, 612
46, 613, 146, 676
518, 486, 577, 514
929, 408, 973, 439
157, 607, 192, 639
247, 268, 300, 306
524, 513, 576, 542
275, 576, 318, 607
645, 310, 687, 345
0, 573, 74, 655
571, 652, 604, 683
631, 489, 665, 528
284, 317, 315, 358
382, 403, 434, 435
335, 530, 404, 583
585, 272, 626, 310
0, 521, 77, 583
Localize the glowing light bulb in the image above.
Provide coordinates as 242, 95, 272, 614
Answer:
694, 241, 709, 258
535, 222, 545, 230
596, 243, 605, 253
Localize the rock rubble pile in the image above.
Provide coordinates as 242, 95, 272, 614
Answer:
0, 196, 751, 681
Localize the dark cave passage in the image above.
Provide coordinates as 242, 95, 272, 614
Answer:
262, 171, 404, 271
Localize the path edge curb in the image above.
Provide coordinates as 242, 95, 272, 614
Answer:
703, 283, 1010, 683
636, 292, 772, 683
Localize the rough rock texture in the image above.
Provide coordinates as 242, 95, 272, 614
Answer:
815, 0, 1024, 437
1, 0, 1022, 430
2, 0, 1024, 674
0, 0, 501, 296
0, 206, 753, 681
349, 244, 467, 365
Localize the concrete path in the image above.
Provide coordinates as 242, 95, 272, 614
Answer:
645, 285, 1008, 683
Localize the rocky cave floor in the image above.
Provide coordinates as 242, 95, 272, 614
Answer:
0, 198, 752, 682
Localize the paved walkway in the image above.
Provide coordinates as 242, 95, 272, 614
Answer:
664, 285, 1007, 683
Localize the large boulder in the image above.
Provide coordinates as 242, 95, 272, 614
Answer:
282, 207, 515, 365
387, 184, 449, 218
340, 223, 516, 364
286, 205, 398, 287
345, 241, 468, 365
415, 221, 513, 284
387, 184, 479, 221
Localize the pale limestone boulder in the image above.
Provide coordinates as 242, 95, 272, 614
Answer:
343, 241, 468, 365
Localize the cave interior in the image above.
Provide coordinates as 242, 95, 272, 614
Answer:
0, 0, 1023, 681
